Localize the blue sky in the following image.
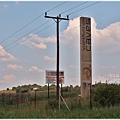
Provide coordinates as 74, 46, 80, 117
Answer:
0, 1, 120, 90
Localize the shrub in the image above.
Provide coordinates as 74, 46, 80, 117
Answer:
92, 83, 120, 107
20, 89, 29, 93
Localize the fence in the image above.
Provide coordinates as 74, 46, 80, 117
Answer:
0, 90, 57, 107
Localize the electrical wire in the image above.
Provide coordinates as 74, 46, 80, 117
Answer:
0, 13, 43, 44
3, 20, 51, 50
67, 1, 100, 16
2, 1, 101, 52
60, 1, 88, 15
0, 1, 68, 45
46, 1, 68, 13
6, 22, 55, 51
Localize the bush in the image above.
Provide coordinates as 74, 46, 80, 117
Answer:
92, 83, 120, 107
62, 87, 69, 92
20, 89, 28, 93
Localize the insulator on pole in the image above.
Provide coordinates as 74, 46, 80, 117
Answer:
59, 14, 61, 18
45, 12, 47, 16
67, 15, 69, 19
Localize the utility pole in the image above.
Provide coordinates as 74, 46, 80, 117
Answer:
44, 13, 69, 101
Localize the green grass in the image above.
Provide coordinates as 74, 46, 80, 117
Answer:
0, 97, 120, 119
0, 87, 120, 119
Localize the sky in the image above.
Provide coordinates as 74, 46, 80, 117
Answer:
0, 1, 120, 90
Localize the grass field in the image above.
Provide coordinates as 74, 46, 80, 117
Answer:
0, 94, 120, 118
0, 84, 120, 119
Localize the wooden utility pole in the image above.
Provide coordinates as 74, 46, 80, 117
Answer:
44, 13, 69, 100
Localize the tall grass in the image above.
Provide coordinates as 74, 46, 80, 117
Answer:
0, 96, 119, 118
0, 87, 120, 119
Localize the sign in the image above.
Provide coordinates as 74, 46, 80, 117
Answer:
46, 70, 64, 84
80, 17, 92, 97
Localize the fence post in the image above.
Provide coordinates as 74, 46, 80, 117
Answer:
90, 84, 92, 110
8, 93, 11, 105
35, 90, 36, 107
48, 83, 49, 100
0, 94, 1, 106
16, 91, 19, 107
1, 93, 3, 106
2, 93, 5, 107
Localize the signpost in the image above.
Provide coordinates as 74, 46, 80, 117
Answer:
46, 70, 64, 84
46, 70, 64, 100
45, 70, 69, 111
80, 17, 92, 98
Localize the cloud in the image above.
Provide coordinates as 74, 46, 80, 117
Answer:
18, 79, 36, 85
21, 17, 80, 49
108, 73, 120, 78
101, 66, 118, 69
7, 64, 23, 70
7, 64, 44, 73
0, 45, 17, 62
92, 19, 120, 54
15, 1, 20, 5
0, 74, 16, 83
59, 16, 120, 55
21, 37, 47, 49
92, 74, 120, 84
60, 17, 80, 46
20, 16, 120, 55
29, 42, 46, 49
92, 76, 107, 84
29, 34, 55, 43
43, 55, 55, 62
29, 66, 44, 73
21, 34, 56, 49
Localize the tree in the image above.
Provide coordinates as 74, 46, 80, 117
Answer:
6, 88, 9, 91
12, 87, 16, 90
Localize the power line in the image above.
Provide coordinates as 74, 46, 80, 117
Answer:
0, 14, 43, 44
3, 1, 100, 52
3, 20, 51, 50
0, 1, 68, 45
60, 1, 88, 14
67, 1, 100, 16
46, 1, 68, 13
1, 1, 83, 51
2, 1, 92, 51
5, 22, 55, 51
1, 2, 68, 50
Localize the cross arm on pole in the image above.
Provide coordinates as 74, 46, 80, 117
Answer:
44, 15, 69, 21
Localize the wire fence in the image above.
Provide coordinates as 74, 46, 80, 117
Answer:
0, 90, 57, 107
0, 91, 46, 107
0, 88, 79, 108
0, 92, 30, 107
